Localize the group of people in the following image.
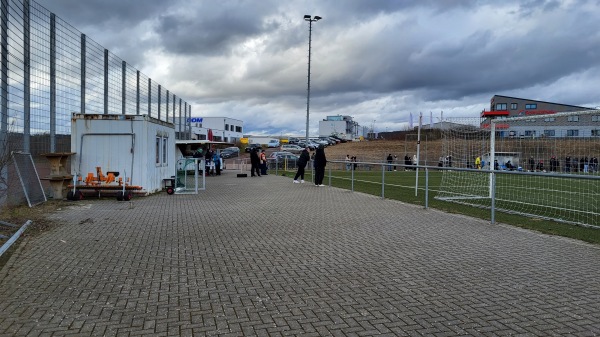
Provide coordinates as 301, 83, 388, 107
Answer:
192, 148, 222, 176
292, 146, 327, 186
249, 148, 268, 177
475, 155, 600, 173
562, 156, 598, 173
525, 155, 600, 173
249, 145, 327, 186
344, 155, 359, 171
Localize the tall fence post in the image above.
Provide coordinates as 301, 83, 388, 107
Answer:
381, 163, 385, 199
425, 167, 429, 209
491, 171, 496, 224
351, 163, 354, 192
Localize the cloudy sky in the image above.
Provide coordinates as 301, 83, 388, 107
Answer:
38, 0, 600, 136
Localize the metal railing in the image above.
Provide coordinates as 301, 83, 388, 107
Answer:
321, 159, 600, 228
0, 220, 32, 257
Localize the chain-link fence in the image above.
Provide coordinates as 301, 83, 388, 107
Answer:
0, 0, 192, 206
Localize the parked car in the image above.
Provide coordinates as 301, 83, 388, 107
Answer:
320, 137, 336, 145
220, 146, 240, 158
267, 139, 280, 148
288, 137, 300, 144
281, 144, 304, 153
245, 144, 262, 153
311, 138, 329, 147
268, 152, 299, 169
220, 149, 238, 159
223, 146, 240, 153
298, 140, 319, 150
268, 151, 298, 160
330, 135, 347, 143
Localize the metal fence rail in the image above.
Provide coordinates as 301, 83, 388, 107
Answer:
0, 220, 32, 257
322, 159, 600, 228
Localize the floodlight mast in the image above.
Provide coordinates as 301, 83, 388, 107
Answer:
304, 15, 321, 144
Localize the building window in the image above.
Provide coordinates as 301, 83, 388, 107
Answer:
567, 129, 579, 137
510, 103, 517, 110
524, 130, 535, 137
544, 130, 555, 137
592, 129, 600, 137
155, 137, 161, 164
567, 115, 579, 122
162, 137, 168, 164
225, 124, 229, 131
495, 103, 507, 110
525, 103, 537, 109
156, 136, 168, 165
544, 117, 555, 122
592, 115, 600, 122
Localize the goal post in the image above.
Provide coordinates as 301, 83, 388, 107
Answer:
437, 110, 600, 227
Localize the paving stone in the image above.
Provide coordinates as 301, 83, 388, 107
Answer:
1, 171, 600, 336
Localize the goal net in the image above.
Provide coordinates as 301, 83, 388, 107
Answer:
437, 111, 600, 227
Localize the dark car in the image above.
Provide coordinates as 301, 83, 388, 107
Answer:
220, 149, 238, 159
244, 144, 262, 153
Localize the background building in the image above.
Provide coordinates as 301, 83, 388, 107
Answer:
186, 117, 243, 143
481, 95, 598, 138
318, 115, 361, 140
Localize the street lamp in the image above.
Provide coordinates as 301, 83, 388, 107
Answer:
304, 15, 322, 144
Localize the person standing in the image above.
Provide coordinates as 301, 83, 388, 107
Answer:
293, 148, 310, 183
313, 145, 327, 186
393, 155, 398, 171
386, 154, 393, 171
213, 152, 222, 176
345, 154, 351, 171
250, 148, 260, 177
529, 156, 535, 172
259, 150, 268, 175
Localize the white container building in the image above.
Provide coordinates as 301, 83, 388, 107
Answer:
71, 114, 176, 195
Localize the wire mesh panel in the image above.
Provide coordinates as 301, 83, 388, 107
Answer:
175, 158, 204, 194
437, 113, 600, 227
0, 0, 191, 206
490, 110, 600, 226
11, 151, 46, 207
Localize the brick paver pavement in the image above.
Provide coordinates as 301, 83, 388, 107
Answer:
1, 171, 599, 336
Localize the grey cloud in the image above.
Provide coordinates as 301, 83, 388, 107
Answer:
34, 0, 600, 135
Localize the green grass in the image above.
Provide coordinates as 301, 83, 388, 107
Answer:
284, 168, 600, 245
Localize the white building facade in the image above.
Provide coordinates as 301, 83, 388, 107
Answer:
318, 115, 361, 140
185, 117, 244, 143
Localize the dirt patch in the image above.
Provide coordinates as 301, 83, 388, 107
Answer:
0, 200, 64, 238
318, 139, 445, 163
1, 200, 65, 269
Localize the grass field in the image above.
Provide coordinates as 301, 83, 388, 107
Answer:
278, 163, 600, 245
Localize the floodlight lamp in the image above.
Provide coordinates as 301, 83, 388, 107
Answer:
314, 16, 322, 21
304, 15, 311, 20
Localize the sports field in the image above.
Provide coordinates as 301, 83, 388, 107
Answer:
280, 162, 600, 239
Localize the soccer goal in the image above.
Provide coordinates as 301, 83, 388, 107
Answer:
436, 111, 600, 227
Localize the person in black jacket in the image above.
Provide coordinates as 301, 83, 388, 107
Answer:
313, 145, 327, 186
293, 148, 310, 183
250, 148, 261, 177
